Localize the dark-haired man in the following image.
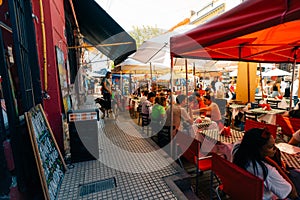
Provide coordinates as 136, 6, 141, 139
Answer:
193, 95, 223, 130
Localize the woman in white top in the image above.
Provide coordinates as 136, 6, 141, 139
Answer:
232, 128, 298, 200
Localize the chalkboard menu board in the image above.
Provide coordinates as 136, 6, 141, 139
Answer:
25, 104, 67, 200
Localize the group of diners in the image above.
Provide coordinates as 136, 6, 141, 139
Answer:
138, 88, 224, 137
136, 88, 300, 199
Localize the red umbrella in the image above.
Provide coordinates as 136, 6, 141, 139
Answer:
170, 0, 300, 63
170, 0, 300, 107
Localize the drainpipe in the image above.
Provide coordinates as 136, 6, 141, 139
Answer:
39, 0, 48, 94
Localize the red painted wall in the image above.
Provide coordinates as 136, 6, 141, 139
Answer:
32, 0, 67, 152
0, 2, 13, 46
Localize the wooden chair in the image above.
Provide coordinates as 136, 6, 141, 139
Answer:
244, 119, 277, 139
210, 153, 264, 200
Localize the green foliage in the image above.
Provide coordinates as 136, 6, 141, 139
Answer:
129, 25, 165, 48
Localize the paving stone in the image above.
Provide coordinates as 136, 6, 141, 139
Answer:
57, 109, 182, 199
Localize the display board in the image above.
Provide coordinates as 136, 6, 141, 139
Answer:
25, 104, 67, 200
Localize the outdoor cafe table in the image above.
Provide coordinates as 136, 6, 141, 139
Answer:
193, 121, 213, 130
281, 152, 300, 169
229, 104, 247, 121
200, 129, 244, 144
195, 129, 244, 160
255, 96, 290, 103
276, 143, 300, 169
248, 108, 286, 125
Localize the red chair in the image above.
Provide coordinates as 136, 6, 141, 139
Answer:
175, 132, 198, 164
276, 114, 300, 138
193, 140, 226, 196
194, 151, 213, 196
210, 153, 264, 200
175, 132, 213, 195
244, 119, 277, 139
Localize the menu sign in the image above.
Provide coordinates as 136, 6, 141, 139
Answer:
25, 104, 66, 200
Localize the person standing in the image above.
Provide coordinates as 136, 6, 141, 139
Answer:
215, 77, 225, 98
271, 78, 282, 98
281, 78, 288, 96
210, 76, 218, 92
101, 71, 112, 118
264, 80, 273, 96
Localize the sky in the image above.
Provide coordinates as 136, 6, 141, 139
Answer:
95, 0, 210, 32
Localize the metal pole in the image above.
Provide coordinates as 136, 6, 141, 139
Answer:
185, 59, 188, 97
290, 60, 297, 109
193, 63, 196, 89
247, 63, 250, 103
259, 63, 264, 101
170, 56, 174, 159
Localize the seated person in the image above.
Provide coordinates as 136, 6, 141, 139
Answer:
232, 128, 299, 200
141, 92, 156, 116
139, 90, 149, 104
288, 129, 300, 146
165, 94, 193, 137
282, 102, 300, 118
193, 95, 223, 130
189, 92, 206, 117
151, 96, 167, 128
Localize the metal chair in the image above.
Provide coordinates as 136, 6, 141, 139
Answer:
137, 104, 142, 125
210, 153, 264, 200
141, 113, 150, 135
267, 99, 280, 109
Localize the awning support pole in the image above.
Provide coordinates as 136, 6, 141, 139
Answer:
289, 47, 298, 109
259, 63, 264, 101
170, 55, 174, 159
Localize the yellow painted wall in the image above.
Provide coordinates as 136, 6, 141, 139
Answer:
236, 62, 257, 103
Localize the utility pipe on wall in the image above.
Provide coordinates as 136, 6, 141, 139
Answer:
39, 0, 48, 91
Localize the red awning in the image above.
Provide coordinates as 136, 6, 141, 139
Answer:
170, 0, 300, 63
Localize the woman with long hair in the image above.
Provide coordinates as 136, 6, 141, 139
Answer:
270, 77, 282, 98
233, 128, 298, 199
101, 71, 112, 118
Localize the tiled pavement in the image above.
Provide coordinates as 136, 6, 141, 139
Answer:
57, 98, 198, 200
